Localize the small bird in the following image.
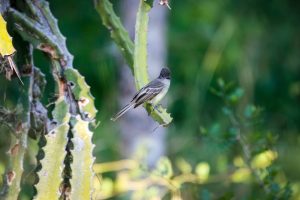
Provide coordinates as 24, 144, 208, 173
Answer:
111, 67, 171, 121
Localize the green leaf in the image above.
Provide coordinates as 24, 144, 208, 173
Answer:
195, 162, 210, 182
228, 88, 244, 103
230, 167, 251, 183
175, 158, 192, 174
217, 78, 225, 89
251, 150, 277, 169
153, 157, 173, 178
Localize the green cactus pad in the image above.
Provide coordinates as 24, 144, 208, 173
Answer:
34, 97, 70, 199
69, 115, 95, 199
64, 68, 97, 121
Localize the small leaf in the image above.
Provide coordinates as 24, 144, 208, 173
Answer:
217, 78, 225, 88
175, 158, 192, 174
154, 157, 173, 178
0, 15, 15, 56
233, 156, 245, 167
100, 178, 114, 197
228, 88, 244, 103
209, 87, 222, 97
251, 150, 277, 169
195, 162, 210, 182
115, 172, 130, 193
230, 168, 251, 183
0, 15, 23, 84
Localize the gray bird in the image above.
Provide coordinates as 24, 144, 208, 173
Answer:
111, 68, 171, 121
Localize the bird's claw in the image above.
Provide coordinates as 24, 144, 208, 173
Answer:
153, 104, 162, 113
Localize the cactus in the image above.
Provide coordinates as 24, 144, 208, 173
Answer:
0, 0, 97, 199
69, 116, 95, 199
65, 68, 97, 199
0, 35, 31, 199
64, 68, 97, 121
3, 84, 30, 199
94, 0, 134, 69
34, 97, 70, 199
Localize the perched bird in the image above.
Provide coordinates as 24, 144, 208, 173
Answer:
111, 67, 171, 121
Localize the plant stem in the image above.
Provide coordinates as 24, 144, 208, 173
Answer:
226, 106, 270, 194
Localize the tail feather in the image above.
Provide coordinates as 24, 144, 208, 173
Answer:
111, 103, 135, 121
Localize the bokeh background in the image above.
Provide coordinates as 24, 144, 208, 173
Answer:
1, 0, 300, 199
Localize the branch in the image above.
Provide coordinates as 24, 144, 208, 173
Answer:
225, 105, 270, 194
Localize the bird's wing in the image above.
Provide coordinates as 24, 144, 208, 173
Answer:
132, 80, 165, 108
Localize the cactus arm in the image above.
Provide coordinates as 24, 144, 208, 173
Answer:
69, 116, 95, 199
94, 0, 134, 69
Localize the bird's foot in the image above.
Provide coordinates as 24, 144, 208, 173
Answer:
153, 104, 162, 113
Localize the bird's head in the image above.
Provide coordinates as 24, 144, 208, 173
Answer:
158, 67, 171, 80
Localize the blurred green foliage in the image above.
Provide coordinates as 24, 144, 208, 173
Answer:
1, 0, 300, 199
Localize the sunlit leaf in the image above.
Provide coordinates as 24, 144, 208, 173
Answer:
154, 157, 173, 178
132, 187, 161, 200
195, 162, 210, 182
0, 15, 23, 84
0, 15, 15, 56
100, 178, 114, 197
231, 168, 251, 183
251, 150, 277, 169
175, 158, 192, 174
115, 171, 130, 192
233, 156, 245, 167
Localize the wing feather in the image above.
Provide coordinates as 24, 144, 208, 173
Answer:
133, 80, 164, 108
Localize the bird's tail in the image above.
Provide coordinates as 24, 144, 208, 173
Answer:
111, 103, 135, 121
